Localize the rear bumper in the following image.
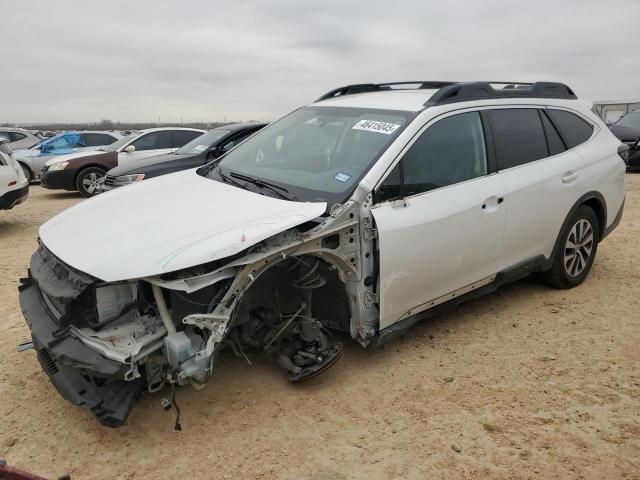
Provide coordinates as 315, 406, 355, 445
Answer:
0, 184, 28, 210
40, 168, 77, 191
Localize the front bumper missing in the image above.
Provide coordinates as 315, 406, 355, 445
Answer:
19, 265, 143, 428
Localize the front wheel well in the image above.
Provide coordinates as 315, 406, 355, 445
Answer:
74, 164, 107, 183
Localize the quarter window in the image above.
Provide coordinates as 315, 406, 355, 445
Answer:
490, 109, 548, 170
546, 109, 593, 149
375, 111, 488, 202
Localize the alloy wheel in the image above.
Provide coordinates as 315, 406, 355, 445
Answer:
564, 219, 594, 277
82, 172, 104, 195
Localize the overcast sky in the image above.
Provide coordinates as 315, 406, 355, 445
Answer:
2, 0, 639, 124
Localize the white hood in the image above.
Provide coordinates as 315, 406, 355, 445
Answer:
44, 150, 104, 166
40, 169, 327, 282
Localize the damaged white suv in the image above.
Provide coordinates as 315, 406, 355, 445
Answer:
19, 81, 626, 427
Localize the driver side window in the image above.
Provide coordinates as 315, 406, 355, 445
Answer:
375, 112, 488, 203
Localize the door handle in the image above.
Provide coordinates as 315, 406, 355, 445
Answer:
482, 196, 504, 210
562, 171, 579, 184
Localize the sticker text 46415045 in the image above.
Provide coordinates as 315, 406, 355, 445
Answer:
352, 120, 401, 135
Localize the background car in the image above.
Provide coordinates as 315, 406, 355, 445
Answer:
0, 140, 29, 210
608, 110, 640, 170
12, 130, 124, 182
0, 128, 42, 151
103, 122, 266, 191
40, 127, 206, 196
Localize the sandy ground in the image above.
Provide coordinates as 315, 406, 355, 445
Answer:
0, 180, 638, 480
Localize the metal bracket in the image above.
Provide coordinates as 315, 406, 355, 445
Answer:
364, 290, 379, 308
363, 226, 377, 242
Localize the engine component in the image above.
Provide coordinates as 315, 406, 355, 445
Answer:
164, 328, 207, 384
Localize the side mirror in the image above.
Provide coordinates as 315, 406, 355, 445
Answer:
124, 145, 136, 153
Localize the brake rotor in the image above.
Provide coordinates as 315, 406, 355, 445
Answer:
288, 341, 343, 383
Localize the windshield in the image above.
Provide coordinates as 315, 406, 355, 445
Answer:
207, 106, 414, 203
30, 133, 62, 149
102, 132, 139, 152
176, 129, 230, 155
616, 111, 640, 127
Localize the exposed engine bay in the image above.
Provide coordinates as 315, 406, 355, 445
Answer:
18, 196, 380, 427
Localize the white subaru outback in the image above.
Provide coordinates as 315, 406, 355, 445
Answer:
19, 81, 626, 427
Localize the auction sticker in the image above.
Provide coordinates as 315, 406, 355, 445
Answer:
333, 172, 351, 182
353, 119, 401, 135
194, 145, 208, 151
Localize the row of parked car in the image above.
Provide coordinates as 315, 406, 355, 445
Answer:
2, 105, 637, 210
1, 123, 267, 198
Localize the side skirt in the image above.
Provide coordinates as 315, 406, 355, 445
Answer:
370, 255, 549, 348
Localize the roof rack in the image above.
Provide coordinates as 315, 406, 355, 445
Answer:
315, 81, 455, 102
424, 81, 576, 106
315, 81, 577, 106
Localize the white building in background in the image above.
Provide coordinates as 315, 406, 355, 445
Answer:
592, 100, 640, 123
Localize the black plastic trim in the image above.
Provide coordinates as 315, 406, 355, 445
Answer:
480, 110, 497, 173
0, 184, 28, 210
602, 197, 625, 240
549, 191, 607, 262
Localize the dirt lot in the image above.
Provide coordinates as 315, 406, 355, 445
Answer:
1, 180, 639, 480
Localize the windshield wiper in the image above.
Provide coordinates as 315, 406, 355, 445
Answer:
213, 165, 249, 191
229, 172, 296, 201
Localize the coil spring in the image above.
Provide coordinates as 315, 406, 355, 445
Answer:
291, 257, 326, 290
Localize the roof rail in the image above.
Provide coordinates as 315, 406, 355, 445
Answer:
315, 81, 455, 102
315, 81, 577, 105
424, 81, 576, 106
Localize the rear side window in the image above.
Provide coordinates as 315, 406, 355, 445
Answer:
172, 130, 202, 148
546, 109, 593, 149
221, 129, 256, 153
82, 133, 117, 147
540, 112, 566, 156
132, 131, 173, 151
9, 132, 27, 142
490, 109, 548, 170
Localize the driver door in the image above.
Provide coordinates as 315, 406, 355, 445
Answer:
371, 111, 506, 329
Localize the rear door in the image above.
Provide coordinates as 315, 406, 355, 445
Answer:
372, 111, 506, 329
119, 131, 174, 166
490, 107, 588, 270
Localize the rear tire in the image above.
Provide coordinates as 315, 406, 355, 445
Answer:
540, 205, 599, 289
76, 167, 106, 197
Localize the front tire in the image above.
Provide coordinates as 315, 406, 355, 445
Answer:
540, 205, 599, 289
76, 167, 106, 197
